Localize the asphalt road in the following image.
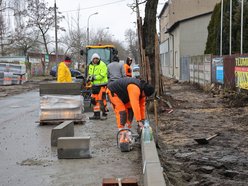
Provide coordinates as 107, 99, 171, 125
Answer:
0, 90, 143, 186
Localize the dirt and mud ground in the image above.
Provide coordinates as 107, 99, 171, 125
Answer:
0, 76, 55, 98
156, 78, 248, 186
1, 76, 248, 186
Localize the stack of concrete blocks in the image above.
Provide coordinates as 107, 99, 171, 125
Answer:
141, 129, 166, 186
39, 82, 85, 122
51, 120, 91, 159
0, 63, 27, 85
40, 94, 84, 121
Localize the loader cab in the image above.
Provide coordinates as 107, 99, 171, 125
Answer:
85, 44, 118, 66
82, 44, 118, 78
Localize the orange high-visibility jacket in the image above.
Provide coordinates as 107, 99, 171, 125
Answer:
107, 78, 146, 121
124, 63, 132, 77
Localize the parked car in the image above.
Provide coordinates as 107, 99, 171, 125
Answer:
132, 64, 140, 78
50, 65, 83, 78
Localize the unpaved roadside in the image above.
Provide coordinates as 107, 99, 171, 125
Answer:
0, 76, 54, 98
157, 79, 248, 186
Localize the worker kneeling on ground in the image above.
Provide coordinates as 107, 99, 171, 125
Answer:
87, 53, 108, 120
106, 77, 154, 149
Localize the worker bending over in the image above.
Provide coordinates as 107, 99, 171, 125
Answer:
107, 77, 154, 130
87, 53, 108, 120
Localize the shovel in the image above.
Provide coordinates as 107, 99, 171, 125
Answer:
194, 133, 220, 145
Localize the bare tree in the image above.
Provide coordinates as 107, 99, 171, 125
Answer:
11, 26, 40, 56
142, 0, 159, 85
0, 0, 12, 56
89, 29, 128, 60
9, 0, 41, 56
61, 8, 85, 68
125, 28, 139, 63
23, 0, 64, 55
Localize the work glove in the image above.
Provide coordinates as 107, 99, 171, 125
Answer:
91, 75, 96, 81
87, 75, 95, 82
137, 120, 144, 128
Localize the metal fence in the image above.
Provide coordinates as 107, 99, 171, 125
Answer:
176, 54, 248, 91
181, 54, 211, 86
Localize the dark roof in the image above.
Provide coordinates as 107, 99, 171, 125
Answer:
165, 11, 213, 33
158, 2, 169, 18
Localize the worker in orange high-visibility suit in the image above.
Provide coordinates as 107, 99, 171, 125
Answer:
124, 57, 132, 77
107, 77, 154, 130
87, 53, 108, 120
57, 56, 72, 83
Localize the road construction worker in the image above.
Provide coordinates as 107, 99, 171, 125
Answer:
57, 56, 72, 83
106, 77, 154, 130
107, 55, 126, 82
124, 57, 132, 77
87, 53, 108, 120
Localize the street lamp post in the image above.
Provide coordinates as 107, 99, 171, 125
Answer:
54, 0, 59, 63
87, 12, 98, 45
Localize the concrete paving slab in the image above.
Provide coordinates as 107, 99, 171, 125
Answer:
57, 136, 91, 159
51, 120, 74, 146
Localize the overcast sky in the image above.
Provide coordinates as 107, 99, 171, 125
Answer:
47, 0, 167, 44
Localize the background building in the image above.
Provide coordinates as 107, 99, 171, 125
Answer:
158, 0, 220, 79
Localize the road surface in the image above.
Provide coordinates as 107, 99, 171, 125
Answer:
0, 90, 143, 186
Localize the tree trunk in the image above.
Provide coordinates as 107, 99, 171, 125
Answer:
155, 33, 162, 95
142, 0, 159, 86
40, 30, 49, 75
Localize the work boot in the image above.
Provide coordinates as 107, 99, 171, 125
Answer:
89, 112, 101, 120
101, 115, 108, 120
102, 112, 108, 117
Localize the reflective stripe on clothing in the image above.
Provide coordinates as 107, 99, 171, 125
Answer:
91, 86, 107, 112
88, 60, 108, 86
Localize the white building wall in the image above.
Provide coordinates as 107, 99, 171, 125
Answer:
180, 14, 212, 57
160, 40, 169, 76
171, 27, 180, 79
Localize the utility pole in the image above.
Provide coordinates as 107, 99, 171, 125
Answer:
135, 0, 146, 80
54, 0, 58, 62
220, 0, 223, 56
241, 0, 244, 54
229, 0, 232, 55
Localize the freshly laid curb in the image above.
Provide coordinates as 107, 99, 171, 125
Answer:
51, 120, 74, 146
141, 133, 166, 186
57, 136, 91, 159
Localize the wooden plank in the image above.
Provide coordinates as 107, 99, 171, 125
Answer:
39, 82, 82, 95
102, 178, 118, 186
121, 178, 138, 186
102, 178, 138, 186
37, 118, 86, 125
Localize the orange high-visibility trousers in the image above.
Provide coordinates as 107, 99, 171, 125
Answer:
107, 89, 133, 129
91, 86, 108, 112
